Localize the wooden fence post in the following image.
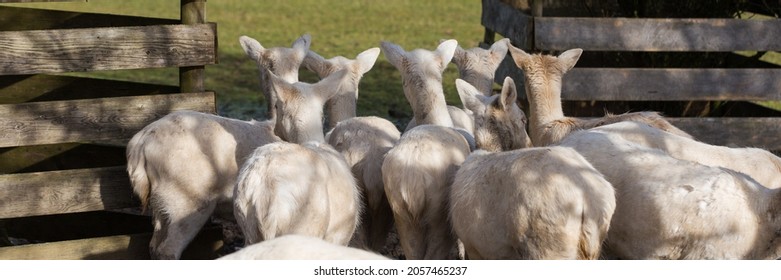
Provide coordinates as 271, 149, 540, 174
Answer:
180, 0, 206, 93
531, 0, 543, 51
531, 0, 543, 17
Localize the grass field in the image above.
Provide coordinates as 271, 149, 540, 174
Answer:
5, 1, 780, 117
3, 0, 487, 122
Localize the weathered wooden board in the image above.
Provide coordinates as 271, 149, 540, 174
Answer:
180, 0, 207, 93
539, 117, 781, 150
0, 75, 180, 104
0, 23, 217, 75
0, 143, 82, 174
499, 62, 781, 101
0, 227, 223, 260
0, 166, 136, 219
0, 92, 215, 148
558, 68, 781, 101
0, 6, 178, 31
481, 0, 533, 49
535, 17, 781, 52
668, 118, 781, 150
0, 143, 126, 174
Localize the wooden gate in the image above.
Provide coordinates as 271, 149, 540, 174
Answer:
482, 0, 781, 151
0, 0, 221, 259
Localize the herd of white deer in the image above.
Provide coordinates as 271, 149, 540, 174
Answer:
125, 34, 781, 260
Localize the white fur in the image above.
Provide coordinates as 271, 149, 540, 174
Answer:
233, 142, 361, 246
406, 106, 475, 136
303, 47, 381, 129
450, 147, 616, 259
269, 68, 351, 143
378, 40, 479, 259
381, 124, 472, 259
126, 111, 280, 260
218, 235, 389, 260
381, 40, 461, 130
240, 34, 310, 120
506, 43, 692, 146
450, 78, 614, 260
325, 116, 401, 252
559, 127, 781, 259
456, 77, 531, 152
451, 38, 510, 96
587, 121, 781, 189
232, 68, 362, 247
442, 39, 512, 137
126, 46, 348, 259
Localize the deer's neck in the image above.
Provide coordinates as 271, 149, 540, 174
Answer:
405, 76, 453, 127
526, 78, 565, 145
326, 90, 357, 129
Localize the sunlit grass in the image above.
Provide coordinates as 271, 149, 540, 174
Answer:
3, 0, 485, 122
7, 1, 779, 117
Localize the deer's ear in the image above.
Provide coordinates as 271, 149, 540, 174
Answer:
381, 41, 406, 70
292, 34, 311, 50
451, 44, 467, 66
435, 39, 458, 70
303, 50, 331, 79
239, 36, 265, 62
291, 34, 312, 64
557, 48, 583, 72
496, 77, 518, 112
356, 47, 381, 75
456, 79, 487, 113
267, 69, 297, 103
313, 68, 350, 102
488, 38, 510, 66
507, 43, 532, 69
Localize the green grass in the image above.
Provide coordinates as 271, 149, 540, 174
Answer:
4, 0, 486, 122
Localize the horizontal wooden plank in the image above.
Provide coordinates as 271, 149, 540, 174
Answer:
0, 143, 126, 174
0, 166, 136, 219
495, 53, 526, 92
481, 0, 533, 50
0, 74, 180, 104
0, 92, 215, 148
0, 6, 178, 31
3, 210, 151, 243
0, 23, 217, 75
0, 227, 223, 260
668, 118, 781, 150
0, 233, 149, 260
563, 68, 781, 101
567, 117, 781, 150
535, 17, 781, 52
571, 51, 781, 69
501, 67, 781, 101
0, 143, 81, 174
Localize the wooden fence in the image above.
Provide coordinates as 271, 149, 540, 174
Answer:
482, 0, 781, 151
0, 0, 221, 259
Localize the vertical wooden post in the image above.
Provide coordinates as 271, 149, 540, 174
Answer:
531, 0, 543, 51
531, 0, 543, 17
483, 28, 496, 46
180, 0, 206, 93
481, 0, 496, 48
